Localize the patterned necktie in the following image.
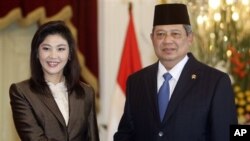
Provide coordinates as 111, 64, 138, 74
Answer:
158, 73, 172, 121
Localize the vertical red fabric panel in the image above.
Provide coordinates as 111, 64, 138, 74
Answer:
44, 0, 70, 17
71, 0, 99, 80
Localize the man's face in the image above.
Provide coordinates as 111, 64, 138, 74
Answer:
151, 24, 193, 69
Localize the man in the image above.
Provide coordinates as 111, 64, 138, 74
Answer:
114, 3, 238, 141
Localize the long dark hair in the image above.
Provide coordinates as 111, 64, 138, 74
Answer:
30, 20, 81, 95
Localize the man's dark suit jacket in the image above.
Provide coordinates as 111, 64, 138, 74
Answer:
114, 53, 238, 141
9, 80, 99, 141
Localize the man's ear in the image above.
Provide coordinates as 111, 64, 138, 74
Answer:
188, 33, 193, 44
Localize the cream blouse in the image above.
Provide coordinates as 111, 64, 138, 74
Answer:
47, 81, 69, 126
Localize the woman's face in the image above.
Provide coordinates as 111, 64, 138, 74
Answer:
38, 34, 70, 82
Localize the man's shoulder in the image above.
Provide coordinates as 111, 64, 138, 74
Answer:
196, 60, 228, 76
188, 53, 228, 76
128, 62, 158, 79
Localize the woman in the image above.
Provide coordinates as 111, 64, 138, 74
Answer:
9, 21, 99, 141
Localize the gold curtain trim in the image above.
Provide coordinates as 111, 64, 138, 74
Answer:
65, 20, 77, 41
65, 20, 99, 96
76, 48, 100, 112
0, 8, 22, 30
40, 5, 72, 24
0, 5, 72, 29
76, 49, 99, 94
18, 7, 45, 27
0, 5, 99, 108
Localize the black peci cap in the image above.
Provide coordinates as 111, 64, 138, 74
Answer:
153, 3, 190, 26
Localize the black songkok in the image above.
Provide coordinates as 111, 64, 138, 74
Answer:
153, 3, 191, 26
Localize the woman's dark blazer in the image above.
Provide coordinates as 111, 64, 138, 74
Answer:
114, 53, 238, 141
9, 80, 99, 141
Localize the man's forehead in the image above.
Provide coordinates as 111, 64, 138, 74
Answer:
154, 24, 185, 31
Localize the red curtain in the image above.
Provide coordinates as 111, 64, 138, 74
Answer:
71, 0, 99, 93
0, 0, 99, 93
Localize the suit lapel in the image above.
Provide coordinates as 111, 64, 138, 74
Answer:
163, 54, 201, 124
36, 91, 66, 127
67, 90, 80, 131
145, 63, 162, 126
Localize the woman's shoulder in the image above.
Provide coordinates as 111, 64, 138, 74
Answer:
76, 81, 95, 96
10, 79, 30, 90
9, 79, 33, 98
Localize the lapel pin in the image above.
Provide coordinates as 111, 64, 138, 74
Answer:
191, 74, 197, 79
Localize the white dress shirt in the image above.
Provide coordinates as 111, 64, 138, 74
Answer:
157, 55, 189, 99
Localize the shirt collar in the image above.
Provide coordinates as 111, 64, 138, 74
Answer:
158, 55, 189, 81
46, 77, 66, 88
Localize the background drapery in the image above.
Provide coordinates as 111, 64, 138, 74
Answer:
0, 0, 99, 92
0, 0, 98, 140
1, 0, 159, 140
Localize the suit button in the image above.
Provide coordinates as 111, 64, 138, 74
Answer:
158, 131, 164, 137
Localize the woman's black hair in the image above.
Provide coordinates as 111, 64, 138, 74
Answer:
29, 20, 81, 95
